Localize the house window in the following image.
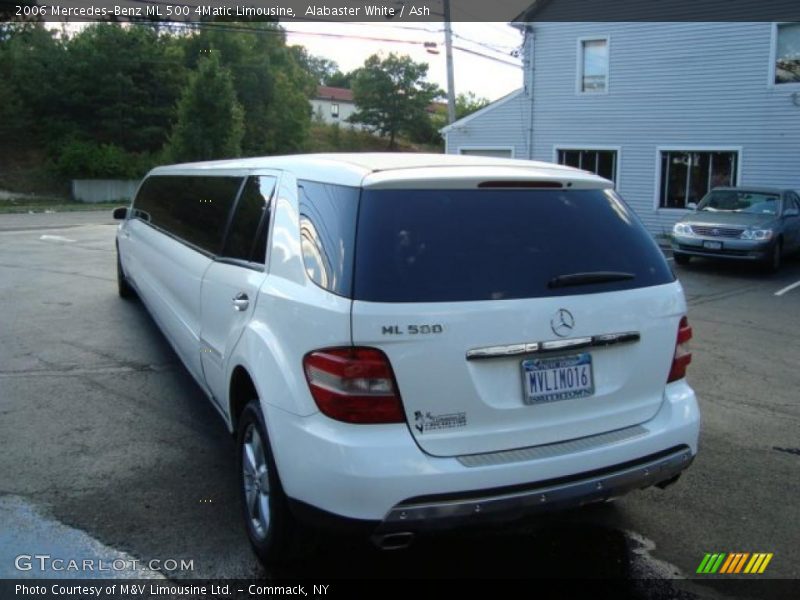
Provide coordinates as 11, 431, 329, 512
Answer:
658, 150, 739, 209
330, 103, 339, 118
557, 149, 617, 183
775, 23, 800, 85
578, 38, 608, 93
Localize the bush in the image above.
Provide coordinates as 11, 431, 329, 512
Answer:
55, 139, 155, 179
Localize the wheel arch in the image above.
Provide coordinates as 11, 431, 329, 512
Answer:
229, 364, 259, 434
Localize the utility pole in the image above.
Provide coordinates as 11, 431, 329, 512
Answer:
443, 0, 456, 124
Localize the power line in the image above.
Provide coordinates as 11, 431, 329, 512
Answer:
32, 16, 524, 71
451, 32, 518, 55
452, 44, 521, 68
123, 19, 501, 69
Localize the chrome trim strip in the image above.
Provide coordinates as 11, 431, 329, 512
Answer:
457, 425, 648, 468
540, 337, 592, 351
466, 331, 640, 360
380, 447, 693, 529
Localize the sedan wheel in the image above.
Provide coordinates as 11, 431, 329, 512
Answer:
765, 241, 782, 273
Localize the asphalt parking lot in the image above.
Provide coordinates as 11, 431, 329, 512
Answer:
1, 211, 798, 595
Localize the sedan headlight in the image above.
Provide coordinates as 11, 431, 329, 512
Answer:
740, 229, 773, 241
673, 223, 693, 236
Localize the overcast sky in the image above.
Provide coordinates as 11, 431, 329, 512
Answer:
285, 22, 524, 101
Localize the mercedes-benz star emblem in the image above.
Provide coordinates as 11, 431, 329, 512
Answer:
550, 309, 575, 338
712, 228, 720, 236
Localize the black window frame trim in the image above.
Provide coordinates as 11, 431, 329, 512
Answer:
129, 171, 280, 273
220, 174, 279, 269
297, 178, 361, 299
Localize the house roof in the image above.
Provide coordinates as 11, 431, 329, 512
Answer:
316, 86, 354, 102
512, 0, 551, 22
439, 89, 524, 135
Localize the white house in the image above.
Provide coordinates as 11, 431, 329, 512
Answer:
310, 86, 362, 129
443, 19, 800, 237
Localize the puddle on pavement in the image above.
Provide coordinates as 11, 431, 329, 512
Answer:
0, 495, 163, 579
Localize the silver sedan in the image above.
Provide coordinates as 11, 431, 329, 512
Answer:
670, 187, 800, 272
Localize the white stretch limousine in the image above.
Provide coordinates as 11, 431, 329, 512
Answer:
114, 153, 700, 563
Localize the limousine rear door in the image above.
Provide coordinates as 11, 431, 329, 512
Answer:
124, 174, 245, 384
199, 174, 278, 408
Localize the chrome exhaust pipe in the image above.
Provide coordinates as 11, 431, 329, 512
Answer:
372, 532, 415, 550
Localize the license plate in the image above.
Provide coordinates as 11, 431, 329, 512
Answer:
521, 353, 594, 405
703, 240, 723, 250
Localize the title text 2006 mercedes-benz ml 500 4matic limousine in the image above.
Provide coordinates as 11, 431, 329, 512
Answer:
113, 153, 699, 563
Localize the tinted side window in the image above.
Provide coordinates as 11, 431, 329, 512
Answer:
223, 176, 276, 263
297, 180, 359, 297
354, 188, 674, 303
133, 175, 243, 253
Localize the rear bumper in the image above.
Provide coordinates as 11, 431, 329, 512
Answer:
377, 446, 692, 533
287, 445, 692, 535
264, 380, 700, 531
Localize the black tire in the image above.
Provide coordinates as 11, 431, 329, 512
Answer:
237, 400, 304, 565
673, 253, 691, 266
763, 240, 782, 273
117, 250, 136, 299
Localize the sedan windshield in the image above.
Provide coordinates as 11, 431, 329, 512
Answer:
697, 191, 780, 215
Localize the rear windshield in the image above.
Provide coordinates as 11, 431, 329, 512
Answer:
353, 188, 673, 303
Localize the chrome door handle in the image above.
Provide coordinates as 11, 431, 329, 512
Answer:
232, 292, 249, 312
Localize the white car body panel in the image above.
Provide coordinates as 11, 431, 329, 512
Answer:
265, 380, 699, 521
199, 262, 267, 407
126, 219, 210, 382
351, 282, 686, 457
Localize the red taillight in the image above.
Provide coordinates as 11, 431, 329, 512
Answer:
667, 316, 693, 383
303, 347, 405, 424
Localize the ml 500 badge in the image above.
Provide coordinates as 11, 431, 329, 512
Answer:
382, 324, 444, 335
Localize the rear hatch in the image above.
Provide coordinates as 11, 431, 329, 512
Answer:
350, 176, 682, 457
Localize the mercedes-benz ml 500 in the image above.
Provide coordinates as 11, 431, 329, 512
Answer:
114, 153, 700, 563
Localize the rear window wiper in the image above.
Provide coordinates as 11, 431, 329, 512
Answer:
547, 271, 635, 289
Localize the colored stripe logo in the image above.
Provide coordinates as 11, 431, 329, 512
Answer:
697, 553, 773, 574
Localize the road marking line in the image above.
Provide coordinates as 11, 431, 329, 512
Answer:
39, 234, 76, 243
774, 279, 800, 297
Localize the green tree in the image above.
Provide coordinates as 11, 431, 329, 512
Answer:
429, 91, 491, 137
349, 53, 442, 149
165, 53, 244, 162
324, 69, 355, 89
455, 91, 490, 119
0, 23, 64, 146
57, 24, 185, 153
183, 22, 314, 155
290, 46, 339, 85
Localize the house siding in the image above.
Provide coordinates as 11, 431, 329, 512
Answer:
445, 22, 800, 237
444, 91, 531, 158
531, 22, 800, 236
310, 98, 363, 129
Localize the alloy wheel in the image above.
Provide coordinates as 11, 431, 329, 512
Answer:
242, 423, 271, 540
